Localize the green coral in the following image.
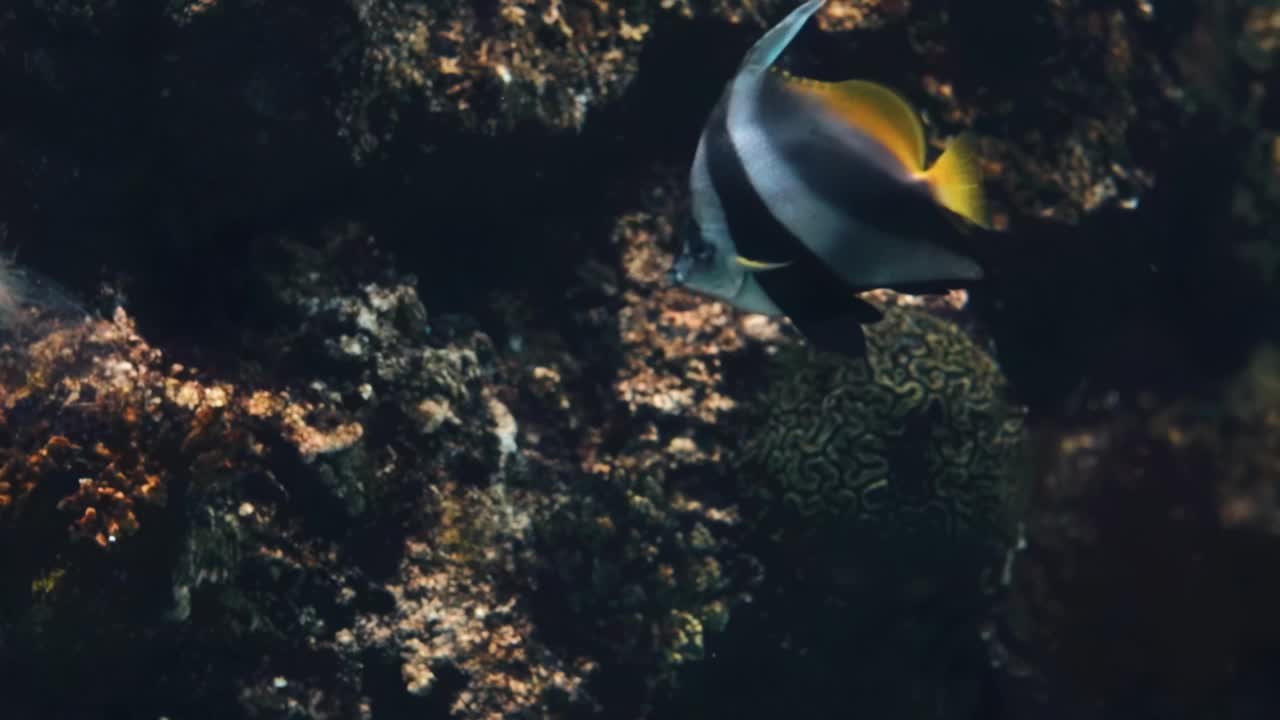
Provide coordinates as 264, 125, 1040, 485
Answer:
736, 306, 1026, 552
526, 459, 745, 694
675, 306, 1029, 720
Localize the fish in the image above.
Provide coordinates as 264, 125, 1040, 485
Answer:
668, 0, 996, 357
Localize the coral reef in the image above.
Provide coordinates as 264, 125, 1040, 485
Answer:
664, 303, 1028, 720
341, 0, 653, 147
0, 0, 1278, 718
736, 306, 1025, 548
991, 340, 1280, 717
0, 307, 362, 549
354, 537, 594, 718
0, 239, 525, 715
13, 0, 912, 164
0, 301, 375, 716
0, 215, 766, 718
499, 200, 769, 707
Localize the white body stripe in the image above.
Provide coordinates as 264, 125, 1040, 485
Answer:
689, 135, 746, 299
688, 132, 783, 315
690, 137, 733, 259
725, 70, 851, 265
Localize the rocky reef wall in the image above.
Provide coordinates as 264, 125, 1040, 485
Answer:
0, 1, 1278, 718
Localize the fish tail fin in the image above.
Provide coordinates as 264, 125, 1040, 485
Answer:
922, 132, 989, 230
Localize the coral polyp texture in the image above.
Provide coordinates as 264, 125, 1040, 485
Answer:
736, 306, 1025, 550
342, 0, 912, 149
0, 308, 359, 548
1, 0, 1279, 717
0, 219, 769, 718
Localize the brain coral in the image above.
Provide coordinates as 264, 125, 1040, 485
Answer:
735, 306, 1026, 553
671, 306, 1028, 720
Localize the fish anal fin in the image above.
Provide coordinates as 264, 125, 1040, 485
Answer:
784, 77, 927, 172
920, 132, 990, 229
786, 295, 882, 359
793, 313, 869, 358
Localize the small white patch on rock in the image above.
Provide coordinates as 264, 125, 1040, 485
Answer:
487, 395, 518, 459
339, 334, 366, 356
415, 397, 459, 434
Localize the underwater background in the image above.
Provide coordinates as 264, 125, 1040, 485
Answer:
1, 0, 1279, 718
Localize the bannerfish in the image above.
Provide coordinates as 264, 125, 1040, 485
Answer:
668, 0, 996, 357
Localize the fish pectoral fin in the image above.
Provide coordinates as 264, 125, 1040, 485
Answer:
919, 132, 990, 229
735, 255, 794, 271
782, 77, 927, 173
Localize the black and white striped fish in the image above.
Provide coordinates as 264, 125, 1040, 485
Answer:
668, 0, 994, 357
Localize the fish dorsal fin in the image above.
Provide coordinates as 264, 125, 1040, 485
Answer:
740, 0, 827, 73
785, 74, 990, 229
783, 76, 927, 172
920, 132, 989, 229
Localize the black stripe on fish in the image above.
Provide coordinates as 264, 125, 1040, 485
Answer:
701, 89, 802, 267
754, 251, 885, 357
703, 87, 884, 357
750, 73, 962, 254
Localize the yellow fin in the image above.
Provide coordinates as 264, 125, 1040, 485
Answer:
919, 132, 989, 229
735, 255, 793, 271
782, 75, 926, 172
